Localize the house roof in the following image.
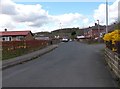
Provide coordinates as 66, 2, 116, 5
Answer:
91, 25, 106, 30
108, 24, 116, 32
0, 31, 33, 36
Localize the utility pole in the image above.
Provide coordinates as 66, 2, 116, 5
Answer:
97, 20, 100, 42
106, 0, 108, 33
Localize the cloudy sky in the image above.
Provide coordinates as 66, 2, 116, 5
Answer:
0, 0, 119, 33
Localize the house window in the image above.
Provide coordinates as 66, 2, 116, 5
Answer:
2, 37, 12, 41
2, 38, 5, 41
9, 37, 12, 41
16, 36, 24, 41
5, 37, 9, 41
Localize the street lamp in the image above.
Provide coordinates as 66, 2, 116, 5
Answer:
97, 20, 100, 42
60, 22, 62, 29
106, 0, 108, 33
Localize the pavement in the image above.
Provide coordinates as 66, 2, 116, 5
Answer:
2, 42, 118, 87
2, 44, 58, 70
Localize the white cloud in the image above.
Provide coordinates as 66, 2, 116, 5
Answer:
3, 0, 118, 32
0, 14, 16, 30
93, 0, 119, 25
1, 0, 18, 15
1, 0, 50, 30
51, 13, 86, 26
14, 4, 49, 24
83, 18, 89, 24
0, 0, 90, 32
2, 0, 50, 27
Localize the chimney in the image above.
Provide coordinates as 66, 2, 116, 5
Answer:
95, 23, 97, 26
5, 28, 7, 31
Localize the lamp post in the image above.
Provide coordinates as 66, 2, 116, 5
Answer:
60, 22, 62, 29
97, 20, 100, 42
106, 0, 108, 33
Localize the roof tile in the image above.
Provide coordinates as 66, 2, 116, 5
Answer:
0, 31, 31, 36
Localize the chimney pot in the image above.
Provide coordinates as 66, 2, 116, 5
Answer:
95, 23, 97, 26
5, 28, 7, 31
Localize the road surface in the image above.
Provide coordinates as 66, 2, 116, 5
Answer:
3, 42, 118, 87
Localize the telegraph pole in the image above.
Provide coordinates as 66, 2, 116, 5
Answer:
97, 20, 100, 42
106, 0, 108, 33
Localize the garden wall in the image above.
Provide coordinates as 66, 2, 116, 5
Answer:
2, 40, 50, 60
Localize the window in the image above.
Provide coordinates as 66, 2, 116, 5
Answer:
2, 37, 12, 41
16, 36, 24, 41
2, 38, 5, 41
9, 37, 12, 41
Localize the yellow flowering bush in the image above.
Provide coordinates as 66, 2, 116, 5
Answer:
103, 30, 120, 42
111, 30, 120, 41
103, 33, 112, 41
103, 30, 120, 52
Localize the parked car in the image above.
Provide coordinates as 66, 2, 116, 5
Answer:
69, 39, 72, 41
61, 38, 69, 42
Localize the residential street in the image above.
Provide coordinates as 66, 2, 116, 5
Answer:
2, 42, 118, 87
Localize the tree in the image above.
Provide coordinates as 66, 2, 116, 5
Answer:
71, 31, 76, 40
71, 31, 76, 36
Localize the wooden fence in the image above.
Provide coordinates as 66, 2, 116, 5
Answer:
105, 48, 120, 80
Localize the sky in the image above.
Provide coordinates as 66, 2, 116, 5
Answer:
0, 0, 119, 33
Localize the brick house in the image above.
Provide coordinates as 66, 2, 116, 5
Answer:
84, 23, 106, 39
0, 30, 34, 41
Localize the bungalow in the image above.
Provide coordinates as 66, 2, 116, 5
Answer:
0, 30, 34, 41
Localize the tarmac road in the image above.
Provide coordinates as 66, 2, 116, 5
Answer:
2, 41, 118, 87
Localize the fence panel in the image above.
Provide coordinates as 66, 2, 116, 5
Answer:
105, 48, 120, 80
